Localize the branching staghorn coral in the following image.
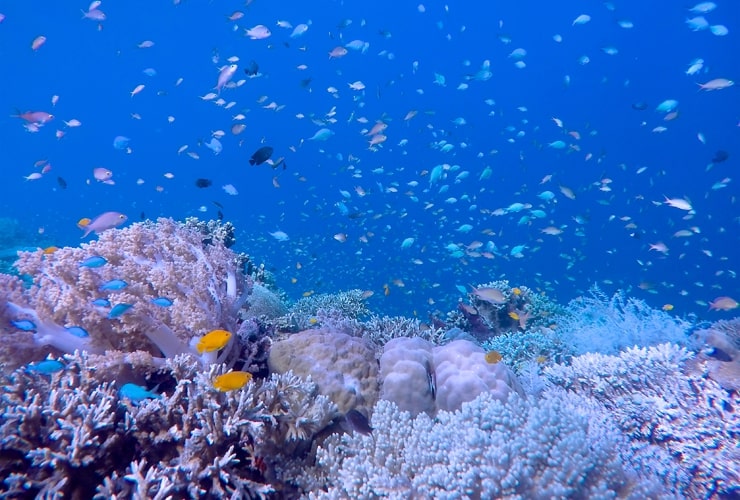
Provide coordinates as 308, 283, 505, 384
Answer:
277, 289, 369, 331
360, 315, 446, 347
544, 343, 740, 499
0, 352, 338, 498
303, 390, 674, 499
0, 218, 248, 369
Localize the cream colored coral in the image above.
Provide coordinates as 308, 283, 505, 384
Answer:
268, 329, 378, 415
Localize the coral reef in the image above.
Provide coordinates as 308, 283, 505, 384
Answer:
268, 329, 379, 415
687, 318, 740, 391
305, 391, 674, 499
0, 218, 248, 369
444, 280, 562, 340
277, 289, 369, 331
360, 315, 446, 347
244, 283, 288, 320
544, 343, 740, 499
379, 338, 523, 416
481, 327, 569, 373
553, 287, 690, 355
0, 352, 337, 498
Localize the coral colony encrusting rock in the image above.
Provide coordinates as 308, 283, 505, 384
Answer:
0, 218, 738, 498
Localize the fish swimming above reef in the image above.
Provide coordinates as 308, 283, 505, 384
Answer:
213, 371, 252, 391
249, 146, 273, 165
196, 329, 232, 354
80, 211, 128, 238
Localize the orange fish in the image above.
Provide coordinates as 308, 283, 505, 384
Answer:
213, 371, 252, 391
485, 351, 502, 364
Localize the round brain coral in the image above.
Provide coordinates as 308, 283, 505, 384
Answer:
267, 329, 379, 415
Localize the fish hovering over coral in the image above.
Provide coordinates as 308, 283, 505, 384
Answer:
79, 211, 128, 238
196, 329, 232, 354
213, 371, 252, 391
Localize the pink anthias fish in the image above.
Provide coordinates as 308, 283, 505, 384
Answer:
12, 110, 54, 124
709, 296, 739, 311
215, 64, 237, 93
244, 24, 271, 40
697, 78, 734, 91
80, 211, 127, 238
93, 167, 114, 184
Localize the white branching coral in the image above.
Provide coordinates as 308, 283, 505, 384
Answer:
0, 352, 338, 498
305, 390, 673, 499
544, 343, 740, 498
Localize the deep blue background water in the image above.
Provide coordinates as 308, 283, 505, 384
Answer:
0, 0, 737, 320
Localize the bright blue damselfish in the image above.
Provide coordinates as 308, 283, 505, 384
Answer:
108, 303, 133, 319
79, 256, 108, 268
26, 359, 65, 375
119, 383, 160, 403
151, 297, 174, 307
11, 319, 36, 331
100, 279, 128, 291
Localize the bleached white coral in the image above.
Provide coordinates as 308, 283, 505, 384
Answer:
306, 390, 672, 499
553, 288, 690, 355
545, 343, 740, 498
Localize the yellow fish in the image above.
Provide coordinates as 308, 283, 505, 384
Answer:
662, 304, 674, 311
485, 350, 502, 364
512, 287, 522, 296
213, 371, 252, 391
508, 311, 520, 321
196, 329, 232, 354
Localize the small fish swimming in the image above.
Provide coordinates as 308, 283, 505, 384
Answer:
472, 286, 506, 304
108, 303, 133, 319
27, 359, 65, 374
100, 279, 128, 291
485, 350, 503, 364
344, 409, 373, 435
151, 297, 174, 307
80, 255, 108, 268
196, 329, 232, 354
80, 211, 128, 238
119, 383, 160, 402
11, 319, 36, 331
213, 371, 252, 391
249, 146, 274, 165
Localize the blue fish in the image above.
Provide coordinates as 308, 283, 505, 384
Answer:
11, 319, 36, 331
150, 297, 173, 307
108, 303, 133, 319
80, 256, 108, 268
119, 383, 160, 402
92, 298, 111, 307
65, 325, 89, 338
100, 279, 128, 291
27, 359, 65, 375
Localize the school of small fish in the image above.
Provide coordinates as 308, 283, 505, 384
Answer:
2, 1, 737, 319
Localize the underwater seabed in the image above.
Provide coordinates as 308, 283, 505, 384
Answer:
0, 218, 738, 498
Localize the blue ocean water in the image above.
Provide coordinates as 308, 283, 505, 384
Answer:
0, 0, 737, 319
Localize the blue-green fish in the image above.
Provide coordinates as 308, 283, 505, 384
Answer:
11, 319, 36, 331
92, 298, 111, 307
80, 256, 108, 268
151, 297, 173, 307
100, 279, 128, 291
65, 326, 89, 338
27, 359, 65, 375
119, 383, 160, 402
108, 303, 133, 319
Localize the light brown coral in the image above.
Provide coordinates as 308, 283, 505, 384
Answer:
268, 329, 379, 415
